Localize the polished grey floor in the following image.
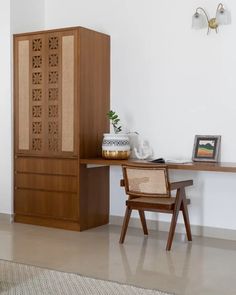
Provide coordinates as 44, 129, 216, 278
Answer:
0, 221, 235, 295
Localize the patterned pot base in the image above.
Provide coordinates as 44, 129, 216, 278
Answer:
102, 150, 131, 160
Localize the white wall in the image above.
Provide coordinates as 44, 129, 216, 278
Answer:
11, 0, 45, 34
44, 0, 236, 231
6, 1, 236, 231
0, 2, 12, 214
0, 0, 45, 214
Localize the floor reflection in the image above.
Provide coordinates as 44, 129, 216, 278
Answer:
0, 222, 236, 295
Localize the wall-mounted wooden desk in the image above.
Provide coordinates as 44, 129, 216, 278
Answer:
80, 158, 236, 173
79, 158, 236, 230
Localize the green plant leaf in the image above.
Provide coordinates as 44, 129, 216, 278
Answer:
107, 110, 122, 133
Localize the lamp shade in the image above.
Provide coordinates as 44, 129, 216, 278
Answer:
216, 8, 231, 25
192, 12, 208, 29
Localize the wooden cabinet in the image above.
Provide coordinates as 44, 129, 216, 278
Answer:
14, 27, 110, 231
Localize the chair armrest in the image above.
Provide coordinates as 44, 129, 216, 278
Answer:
120, 179, 125, 187
170, 180, 193, 190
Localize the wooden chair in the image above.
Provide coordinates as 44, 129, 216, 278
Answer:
119, 163, 193, 250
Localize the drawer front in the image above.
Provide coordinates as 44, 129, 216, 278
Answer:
15, 173, 77, 192
15, 189, 78, 220
15, 157, 77, 175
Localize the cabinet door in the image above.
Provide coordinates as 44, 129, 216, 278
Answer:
14, 30, 77, 156
46, 30, 77, 155
14, 34, 45, 155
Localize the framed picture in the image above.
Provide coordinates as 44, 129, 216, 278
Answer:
192, 135, 221, 162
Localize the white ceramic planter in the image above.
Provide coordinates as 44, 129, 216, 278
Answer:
102, 133, 131, 159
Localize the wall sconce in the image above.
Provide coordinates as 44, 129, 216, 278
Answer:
192, 3, 231, 34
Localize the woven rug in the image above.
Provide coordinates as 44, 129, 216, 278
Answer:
0, 260, 172, 295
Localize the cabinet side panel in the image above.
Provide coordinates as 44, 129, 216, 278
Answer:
79, 165, 109, 230
79, 29, 110, 158
62, 35, 74, 152
18, 40, 30, 150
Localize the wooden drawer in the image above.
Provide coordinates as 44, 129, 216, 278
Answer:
15, 173, 77, 192
15, 189, 78, 220
15, 157, 77, 175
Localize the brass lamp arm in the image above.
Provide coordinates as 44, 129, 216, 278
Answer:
216, 3, 224, 16
196, 7, 209, 23
196, 7, 210, 34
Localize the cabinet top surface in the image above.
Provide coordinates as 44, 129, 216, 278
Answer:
13, 26, 110, 38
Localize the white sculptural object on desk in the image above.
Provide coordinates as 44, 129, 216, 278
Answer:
134, 139, 152, 160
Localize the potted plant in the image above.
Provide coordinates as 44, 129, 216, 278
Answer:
107, 110, 122, 133
102, 110, 131, 159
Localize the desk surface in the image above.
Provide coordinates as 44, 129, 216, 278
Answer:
80, 158, 236, 173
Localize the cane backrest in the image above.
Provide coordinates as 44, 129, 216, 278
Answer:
122, 164, 170, 198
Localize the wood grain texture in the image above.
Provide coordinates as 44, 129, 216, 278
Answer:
79, 165, 109, 230
30, 34, 46, 155
15, 157, 77, 175
15, 173, 77, 192
15, 189, 78, 220
14, 215, 80, 231
14, 27, 110, 231
13, 26, 110, 38
120, 164, 193, 250
78, 28, 110, 158
80, 158, 236, 173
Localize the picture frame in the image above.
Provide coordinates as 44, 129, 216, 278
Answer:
192, 135, 221, 162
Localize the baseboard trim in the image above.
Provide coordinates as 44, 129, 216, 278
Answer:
0, 213, 13, 224
110, 215, 236, 241
2, 213, 236, 241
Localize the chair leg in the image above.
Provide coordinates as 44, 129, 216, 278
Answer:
138, 210, 148, 235
166, 212, 179, 251
166, 189, 182, 251
181, 190, 192, 241
119, 207, 132, 244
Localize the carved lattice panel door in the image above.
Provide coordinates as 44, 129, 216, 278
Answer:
15, 31, 76, 156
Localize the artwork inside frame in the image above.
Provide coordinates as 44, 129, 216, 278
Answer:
192, 135, 221, 162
